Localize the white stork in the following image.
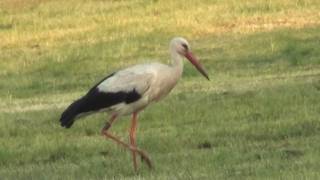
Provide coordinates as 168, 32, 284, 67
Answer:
60, 37, 209, 171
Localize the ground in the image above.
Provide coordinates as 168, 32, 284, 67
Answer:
0, 0, 320, 179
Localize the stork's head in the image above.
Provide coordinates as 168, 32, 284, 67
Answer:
170, 37, 209, 80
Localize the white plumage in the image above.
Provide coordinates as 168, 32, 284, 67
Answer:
60, 37, 209, 171
96, 62, 180, 115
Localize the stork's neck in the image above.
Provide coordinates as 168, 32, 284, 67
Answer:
170, 50, 184, 77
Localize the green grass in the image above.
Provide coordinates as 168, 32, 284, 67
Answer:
1, 0, 320, 179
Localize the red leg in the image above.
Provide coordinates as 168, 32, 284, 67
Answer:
101, 114, 153, 170
130, 112, 138, 171
101, 114, 117, 134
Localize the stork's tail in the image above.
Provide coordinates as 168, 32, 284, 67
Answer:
60, 99, 83, 128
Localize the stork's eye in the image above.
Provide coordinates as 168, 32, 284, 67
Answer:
182, 43, 188, 51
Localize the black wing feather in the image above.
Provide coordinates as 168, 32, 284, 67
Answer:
60, 72, 141, 128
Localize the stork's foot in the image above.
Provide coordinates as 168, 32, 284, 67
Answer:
129, 147, 153, 169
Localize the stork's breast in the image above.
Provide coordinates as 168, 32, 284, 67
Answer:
151, 80, 178, 102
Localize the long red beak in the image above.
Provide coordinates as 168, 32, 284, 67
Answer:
184, 51, 209, 80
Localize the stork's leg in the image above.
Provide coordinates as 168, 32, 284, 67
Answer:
101, 114, 117, 133
101, 114, 152, 170
130, 112, 138, 171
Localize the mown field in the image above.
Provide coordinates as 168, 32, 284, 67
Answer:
0, 0, 320, 179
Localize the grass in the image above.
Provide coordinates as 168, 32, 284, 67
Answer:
0, 0, 320, 179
